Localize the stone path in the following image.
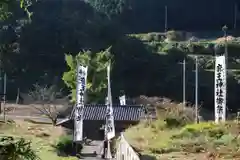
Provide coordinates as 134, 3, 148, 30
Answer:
80, 140, 103, 160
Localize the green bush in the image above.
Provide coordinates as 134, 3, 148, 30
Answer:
164, 117, 183, 128
130, 33, 163, 42
0, 136, 39, 160
213, 134, 236, 146
166, 30, 185, 41
55, 135, 82, 156
59, 157, 79, 160
171, 122, 227, 139
162, 104, 196, 128
207, 128, 226, 139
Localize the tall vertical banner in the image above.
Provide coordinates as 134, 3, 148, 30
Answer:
119, 95, 126, 105
105, 64, 115, 140
105, 97, 108, 105
214, 55, 226, 123
74, 65, 88, 142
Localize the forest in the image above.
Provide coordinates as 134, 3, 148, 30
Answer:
1, 0, 240, 112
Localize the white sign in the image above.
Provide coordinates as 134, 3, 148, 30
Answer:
105, 64, 115, 140
119, 95, 126, 105
214, 55, 226, 123
74, 65, 88, 142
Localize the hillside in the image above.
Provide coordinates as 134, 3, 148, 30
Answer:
1, 0, 240, 113
125, 120, 240, 160
129, 32, 240, 57
124, 102, 240, 160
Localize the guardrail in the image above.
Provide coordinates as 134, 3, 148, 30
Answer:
116, 133, 140, 160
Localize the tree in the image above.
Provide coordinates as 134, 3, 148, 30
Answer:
86, 0, 131, 19
62, 47, 112, 103
0, 0, 34, 88
0, 0, 12, 20
28, 84, 62, 125
0, 0, 33, 21
0, 136, 39, 160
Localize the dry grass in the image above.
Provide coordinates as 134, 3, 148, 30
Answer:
0, 119, 77, 160
124, 101, 240, 160
125, 120, 240, 160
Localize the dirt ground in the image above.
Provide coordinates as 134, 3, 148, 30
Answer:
0, 119, 77, 160
1, 103, 70, 117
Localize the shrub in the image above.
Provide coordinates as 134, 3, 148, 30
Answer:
0, 136, 39, 160
150, 119, 166, 130
59, 157, 78, 160
171, 122, 226, 139
166, 30, 185, 41
213, 134, 236, 146
133, 33, 163, 42
149, 147, 177, 154
164, 117, 182, 128
181, 122, 217, 132
162, 103, 196, 128
55, 135, 82, 156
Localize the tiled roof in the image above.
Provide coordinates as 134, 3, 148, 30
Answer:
71, 104, 145, 121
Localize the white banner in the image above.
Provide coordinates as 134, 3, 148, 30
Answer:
119, 95, 126, 105
105, 97, 108, 105
105, 64, 115, 140
74, 65, 88, 142
214, 55, 226, 123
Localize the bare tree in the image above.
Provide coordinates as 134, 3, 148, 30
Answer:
28, 84, 62, 125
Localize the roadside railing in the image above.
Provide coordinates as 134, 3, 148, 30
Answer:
115, 133, 140, 160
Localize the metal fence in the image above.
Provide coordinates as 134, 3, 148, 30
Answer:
115, 133, 140, 160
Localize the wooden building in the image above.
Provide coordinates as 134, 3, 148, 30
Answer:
56, 104, 146, 140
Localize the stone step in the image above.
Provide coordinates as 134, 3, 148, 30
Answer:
80, 140, 103, 159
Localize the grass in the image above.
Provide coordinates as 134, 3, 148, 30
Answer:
125, 120, 240, 159
124, 103, 240, 160
0, 119, 77, 160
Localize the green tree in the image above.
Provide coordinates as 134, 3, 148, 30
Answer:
0, 136, 39, 160
86, 0, 131, 19
62, 47, 112, 103
0, 0, 12, 20
0, 0, 33, 21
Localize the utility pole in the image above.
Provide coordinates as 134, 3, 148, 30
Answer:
194, 56, 199, 123
222, 26, 228, 95
234, 3, 238, 30
222, 25, 228, 66
0, 69, 2, 114
3, 73, 6, 122
183, 58, 186, 108
179, 58, 186, 108
222, 25, 228, 73
3, 73, 6, 104
164, 5, 168, 33
222, 25, 228, 119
